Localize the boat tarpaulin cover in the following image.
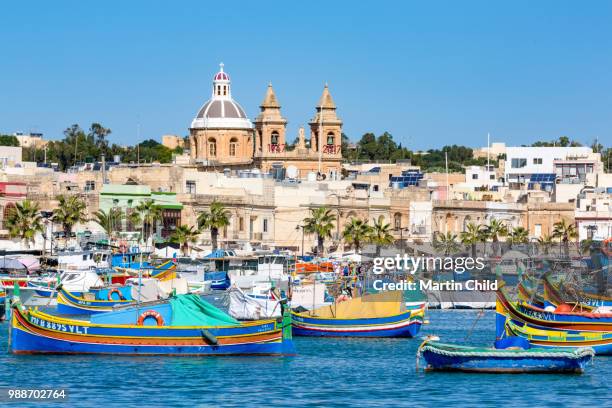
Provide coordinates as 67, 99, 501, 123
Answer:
310, 290, 404, 319
170, 294, 240, 326
228, 286, 282, 320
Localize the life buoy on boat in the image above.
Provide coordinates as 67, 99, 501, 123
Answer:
107, 288, 126, 301
137, 310, 164, 326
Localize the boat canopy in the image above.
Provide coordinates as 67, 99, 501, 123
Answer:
170, 294, 240, 326
308, 290, 404, 319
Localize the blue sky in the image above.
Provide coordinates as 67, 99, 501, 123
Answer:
1, 1, 611, 150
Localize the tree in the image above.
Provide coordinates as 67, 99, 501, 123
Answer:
302, 207, 335, 255
0, 135, 20, 147
433, 232, 460, 256
53, 195, 87, 237
507, 226, 528, 248
89, 123, 112, 151
197, 201, 230, 251
536, 234, 554, 255
552, 219, 577, 257
5, 200, 44, 248
483, 219, 507, 255
93, 208, 124, 238
460, 223, 486, 258
369, 215, 395, 255
136, 199, 163, 245
170, 225, 200, 255
342, 217, 372, 252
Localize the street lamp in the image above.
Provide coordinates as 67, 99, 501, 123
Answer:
328, 193, 348, 240
394, 226, 410, 251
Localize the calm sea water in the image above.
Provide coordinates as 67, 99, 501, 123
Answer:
0, 309, 609, 408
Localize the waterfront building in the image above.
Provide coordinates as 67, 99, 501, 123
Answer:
574, 188, 612, 241
188, 64, 343, 179
161, 135, 184, 150
99, 183, 183, 239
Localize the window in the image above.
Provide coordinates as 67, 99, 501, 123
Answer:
327, 132, 335, 145
223, 86, 227, 96
511, 158, 527, 168
186, 180, 196, 194
394, 213, 402, 230
239, 217, 244, 232
533, 158, 543, 165
373, 185, 379, 192
85, 180, 96, 192
489, 174, 495, 180
208, 138, 217, 157
472, 174, 478, 179
534, 224, 542, 238
263, 218, 268, 233
229, 138, 238, 156
271, 131, 279, 145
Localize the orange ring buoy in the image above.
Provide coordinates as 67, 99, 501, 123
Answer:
137, 310, 164, 326
107, 288, 126, 301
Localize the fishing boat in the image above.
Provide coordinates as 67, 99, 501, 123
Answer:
505, 318, 612, 355
9, 289, 295, 356
0, 289, 5, 320
56, 286, 134, 314
417, 337, 594, 373
291, 290, 424, 337
543, 275, 612, 310
496, 288, 612, 332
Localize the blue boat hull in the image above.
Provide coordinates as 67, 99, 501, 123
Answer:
10, 326, 294, 356
422, 350, 591, 373
292, 321, 422, 337
291, 309, 424, 338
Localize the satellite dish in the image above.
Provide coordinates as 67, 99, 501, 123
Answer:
286, 165, 298, 179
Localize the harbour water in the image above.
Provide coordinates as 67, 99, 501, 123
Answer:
1, 310, 609, 407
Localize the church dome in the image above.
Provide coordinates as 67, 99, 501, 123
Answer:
191, 63, 252, 130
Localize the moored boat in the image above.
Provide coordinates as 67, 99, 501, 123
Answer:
291, 290, 424, 338
418, 337, 594, 373
9, 290, 295, 356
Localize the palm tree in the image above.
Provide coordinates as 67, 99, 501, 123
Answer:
52, 195, 87, 237
197, 201, 230, 251
342, 217, 372, 252
484, 219, 507, 255
433, 232, 460, 256
302, 207, 335, 255
370, 215, 395, 255
136, 199, 163, 245
460, 223, 486, 258
5, 200, 44, 248
536, 234, 554, 255
507, 226, 529, 248
170, 225, 200, 256
93, 208, 124, 238
552, 219, 577, 257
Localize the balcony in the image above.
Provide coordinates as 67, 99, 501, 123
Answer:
322, 144, 341, 154
268, 143, 285, 153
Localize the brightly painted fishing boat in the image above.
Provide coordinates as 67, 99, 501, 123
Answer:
9, 292, 295, 356
496, 288, 612, 332
0, 289, 5, 320
543, 275, 612, 310
418, 337, 594, 373
505, 318, 612, 355
291, 290, 424, 337
56, 286, 134, 315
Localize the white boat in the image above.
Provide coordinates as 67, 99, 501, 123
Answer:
227, 283, 284, 320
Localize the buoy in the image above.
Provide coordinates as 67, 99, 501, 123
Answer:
555, 303, 573, 313
201, 329, 218, 345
